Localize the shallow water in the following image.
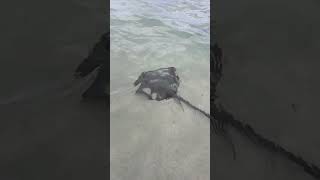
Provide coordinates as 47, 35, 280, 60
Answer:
110, 0, 210, 180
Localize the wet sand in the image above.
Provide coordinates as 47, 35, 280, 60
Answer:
212, 0, 320, 179
0, 0, 107, 179
110, 1, 210, 180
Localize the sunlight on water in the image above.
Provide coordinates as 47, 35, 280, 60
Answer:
110, 0, 210, 179
110, 0, 210, 91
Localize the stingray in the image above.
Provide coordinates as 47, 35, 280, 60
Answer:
134, 67, 212, 119
134, 67, 180, 100
134, 67, 236, 159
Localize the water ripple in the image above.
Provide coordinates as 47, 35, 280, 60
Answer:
111, 0, 210, 93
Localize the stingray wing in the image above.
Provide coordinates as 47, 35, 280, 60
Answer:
134, 72, 146, 86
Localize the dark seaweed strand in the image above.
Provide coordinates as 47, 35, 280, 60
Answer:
212, 105, 320, 179
210, 43, 320, 179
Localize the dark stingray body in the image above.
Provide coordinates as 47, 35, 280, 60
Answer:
134, 67, 180, 101
134, 67, 213, 133
134, 68, 212, 119
134, 67, 211, 118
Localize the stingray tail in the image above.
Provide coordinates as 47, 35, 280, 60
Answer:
175, 95, 210, 118
174, 97, 184, 112
174, 94, 237, 159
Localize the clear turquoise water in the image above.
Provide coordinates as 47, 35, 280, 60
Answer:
110, 0, 210, 92
110, 1, 210, 179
